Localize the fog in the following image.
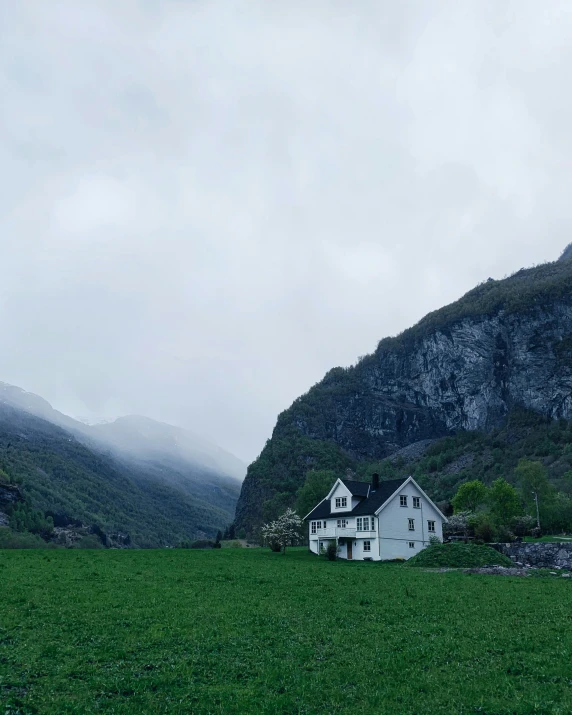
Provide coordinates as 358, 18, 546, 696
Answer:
2, 1, 572, 463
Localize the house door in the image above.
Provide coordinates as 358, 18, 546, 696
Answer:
347, 541, 353, 560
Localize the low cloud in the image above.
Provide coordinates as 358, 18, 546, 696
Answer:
1, 1, 572, 461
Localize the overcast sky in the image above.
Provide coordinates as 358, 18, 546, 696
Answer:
1, 1, 572, 464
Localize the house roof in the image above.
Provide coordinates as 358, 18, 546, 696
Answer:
304, 477, 408, 520
341, 479, 370, 497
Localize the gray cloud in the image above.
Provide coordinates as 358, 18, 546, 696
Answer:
1, 0, 572, 462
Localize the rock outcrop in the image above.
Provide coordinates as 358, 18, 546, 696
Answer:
298, 301, 572, 458
492, 542, 572, 569
0, 483, 24, 531
0, 482, 23, 509
235, 257, 572, 533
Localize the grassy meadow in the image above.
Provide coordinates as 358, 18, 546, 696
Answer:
2, 548, 572, 715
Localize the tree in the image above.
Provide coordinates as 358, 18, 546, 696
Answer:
443, 511, 471, 538
515, 459, 554, 529
214, 530, 222, 548
451, 480, 488, 513
262, 492, 293, 523
488, 478, 523, 525
261, 508, 303, 553
295, 470, 338, 518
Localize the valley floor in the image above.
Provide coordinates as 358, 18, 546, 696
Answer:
1, 548, 571, 714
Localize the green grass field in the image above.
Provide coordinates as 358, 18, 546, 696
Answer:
2, 548, 572, 715
524, 535, 572, 543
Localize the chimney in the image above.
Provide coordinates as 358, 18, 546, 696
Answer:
371, 473, 380, 491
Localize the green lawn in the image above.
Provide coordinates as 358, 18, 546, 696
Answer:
1, 548, 572, 715
524, 535, 572, 543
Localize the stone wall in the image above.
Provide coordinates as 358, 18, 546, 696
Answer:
491, 542, 572, 569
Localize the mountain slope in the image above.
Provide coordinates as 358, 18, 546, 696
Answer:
90, 415, 245, 481
235, 257, 572, 534
0, 383, 246, 481
0, 403, 238, 546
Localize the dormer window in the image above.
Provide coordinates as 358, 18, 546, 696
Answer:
335, 497, 347, 509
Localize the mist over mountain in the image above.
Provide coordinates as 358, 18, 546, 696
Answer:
91, 415, 245, 480
0, 382, 245, 481
0, 383, 244, 545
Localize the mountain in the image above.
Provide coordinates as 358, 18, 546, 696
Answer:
0, 383, 245, 481
90, 415, 245, 480
0, 385, 244, 546
235, 254, 572, 534
559, 243, 572, 262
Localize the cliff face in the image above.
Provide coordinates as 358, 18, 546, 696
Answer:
0, 482, 23, 527
310, 303, 572, 458
0, 482, 24, 509
235, 259, 572, 533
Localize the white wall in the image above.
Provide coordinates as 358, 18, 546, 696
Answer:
308, 480, 445, 562
329, 481, 353, 514
309, 536, 381, 560
309, 537, 336, 555
378, 481, 444, 560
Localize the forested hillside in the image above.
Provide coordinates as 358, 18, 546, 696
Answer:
0, 404, 238, 547
235, 256, 572, 534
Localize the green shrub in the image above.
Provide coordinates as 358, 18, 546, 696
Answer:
8, 502, 54, 539
74, 535, 104, 549
325, 544, 338, 561
495, 526, 516, 543
0, 527, 56, 549
190, 540, 215, 549
470, 513, 496, 543
405, 542, 513, 568
176, 540, 192, 549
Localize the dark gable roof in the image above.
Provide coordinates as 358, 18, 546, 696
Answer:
341, 479, 370, 497
305, 477, 409, 520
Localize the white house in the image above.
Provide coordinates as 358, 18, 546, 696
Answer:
304, 474, 448, 561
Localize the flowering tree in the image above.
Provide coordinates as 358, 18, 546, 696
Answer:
261, 508, 303, 553
443, 511, 471, 538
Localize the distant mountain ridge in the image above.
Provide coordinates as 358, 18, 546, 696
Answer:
0, 382, 245, 480
0, 383, 244, 545
91, 415, 245, 480
235, 252, 572, 534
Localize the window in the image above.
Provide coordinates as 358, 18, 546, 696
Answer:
357, 517, 370, 531
337, 518, 347, 528
409, 542, 415, 549
428, 520, 436, 533
413, 497, 420, 509
400, 495, 408, 507
335, 497, 347, 509
408, 518, 415, 531
363, 541, 371, 552
311, 522, 316, 534
371, 518, 375, 531
323, 520, 327, 528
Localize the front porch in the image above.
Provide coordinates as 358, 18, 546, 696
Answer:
309, 534, 380, 561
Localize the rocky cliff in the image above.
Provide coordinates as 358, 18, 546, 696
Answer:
235, 258, 572, 533
0, 482, 24, 528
